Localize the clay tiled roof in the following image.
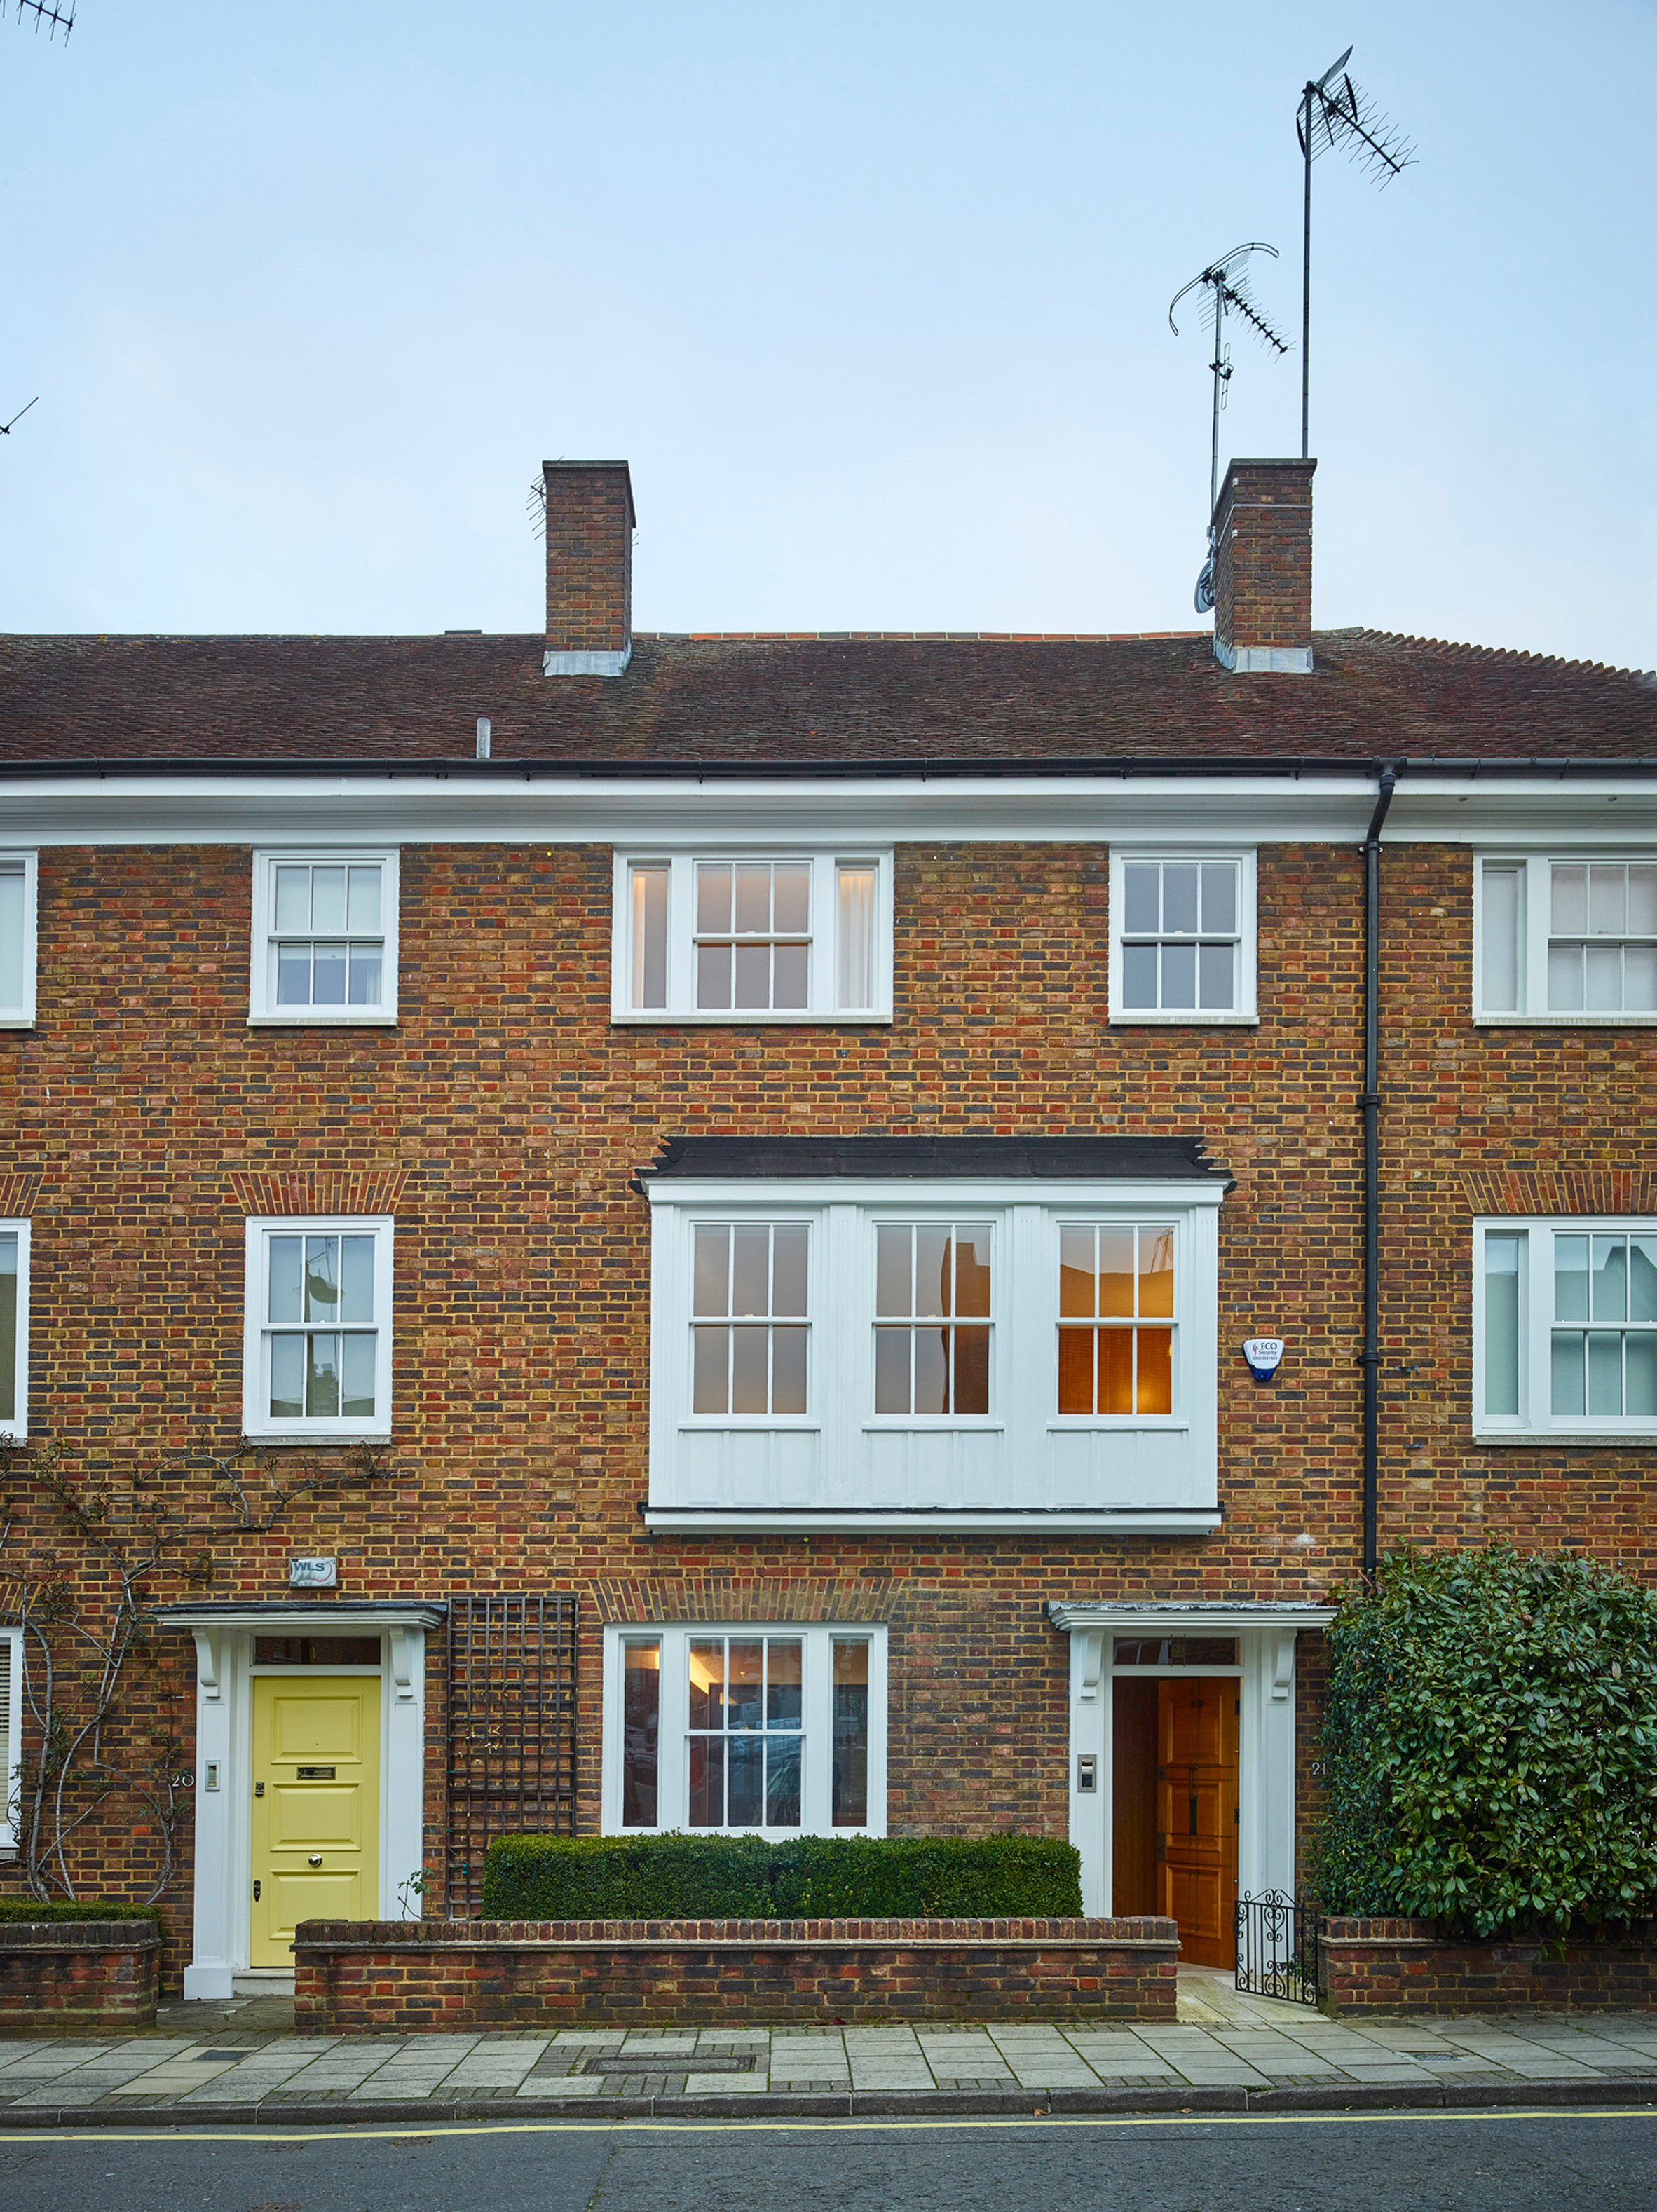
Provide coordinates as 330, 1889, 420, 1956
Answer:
1, 626, 1653, 771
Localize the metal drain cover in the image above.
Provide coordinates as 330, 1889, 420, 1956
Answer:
580, 2051, 756, 2075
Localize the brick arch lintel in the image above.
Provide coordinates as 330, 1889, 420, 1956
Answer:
227, 1168, 410, 1219
1461, 1168, 1657, 1217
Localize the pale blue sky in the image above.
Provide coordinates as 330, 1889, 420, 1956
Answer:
0, 1, 1651, 666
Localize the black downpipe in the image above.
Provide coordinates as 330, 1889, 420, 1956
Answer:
1361, 765, 1398, 1578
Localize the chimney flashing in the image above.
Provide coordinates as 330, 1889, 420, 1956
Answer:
543, 645, 634, 678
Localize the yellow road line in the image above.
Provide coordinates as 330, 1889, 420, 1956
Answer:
3, 2105, 1656, 2144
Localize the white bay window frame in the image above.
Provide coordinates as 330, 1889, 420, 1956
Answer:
1108, 848, 1257, 1025
600, 1620, 887, 1838
0, 852, 37, 1028
646, 1176, 1222, 1533
1474, 1216, 1657, 1440
241, 1215, 394, 1443
248, 849, 400, 1026
611, 850, 892, 1023
1475, 854, 1657, 1025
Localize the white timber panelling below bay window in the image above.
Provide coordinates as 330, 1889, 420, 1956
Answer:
644, 1177, 1223, 1534
611, 849, 892, 1023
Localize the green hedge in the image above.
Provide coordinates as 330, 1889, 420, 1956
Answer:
0, 1900, 162, 1925
480, 1832, 1083, 1922
1316, 1544, 1657, 1937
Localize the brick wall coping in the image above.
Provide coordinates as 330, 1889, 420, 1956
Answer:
299, 1916, 1173, 1954
0, 1922, 160, 1953
1321, 1918, 1442, 1948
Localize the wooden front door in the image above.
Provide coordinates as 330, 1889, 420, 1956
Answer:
1157, 1676, 1239, 1969
250, 1674, 381, 1967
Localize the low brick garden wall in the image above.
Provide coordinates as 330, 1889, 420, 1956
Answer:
0, 1920, 160, 2032
1322, 1917, 1657, 2014
294, 1916, 1179, 2034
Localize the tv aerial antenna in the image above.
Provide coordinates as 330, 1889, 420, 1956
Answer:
1, 0, 75, 34
0, 397, 38, 436
1169, 242, 1289, 612
1297, 45, 1414, 457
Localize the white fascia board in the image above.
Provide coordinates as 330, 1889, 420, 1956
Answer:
1046, 1599, 1335, 1632
643, 1508, 1225, 1535
0, 772, 1380, 848
643, 1177, 1229, 1209
7, 770, 1653, 849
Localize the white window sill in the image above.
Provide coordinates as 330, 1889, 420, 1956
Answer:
1047, 1419, 1191, 1433
0, 1429, 27, 1445
1473, 1013, 1657, 1028
679, 1420, 823, 1433
248, 1013, 398, 1028
643, 1505, 1224, 1534
1108, 1012, 1260, 1027
1472, 1428, 1657, 1445
241, 1429, 391, 1448
612, 1011, 892, 1027
0, 1018, 34, 1030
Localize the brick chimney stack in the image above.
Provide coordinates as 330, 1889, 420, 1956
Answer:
1211, 457, 1316, 674
542, 460, 636, 678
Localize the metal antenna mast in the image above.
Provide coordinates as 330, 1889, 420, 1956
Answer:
1169, 243, 1289, 610
1297, 45, 1414, 458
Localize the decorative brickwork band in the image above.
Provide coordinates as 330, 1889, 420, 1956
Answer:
0, 1171, 42, 1218
1460, 1168, 1657, 1218
227, 1168, 410, 1218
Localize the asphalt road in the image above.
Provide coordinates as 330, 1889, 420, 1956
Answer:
2, 2110, 1656, 2212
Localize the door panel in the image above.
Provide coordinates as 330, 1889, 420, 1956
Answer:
1156, 1677, 1239, 1969
251, 1674, 381, 1968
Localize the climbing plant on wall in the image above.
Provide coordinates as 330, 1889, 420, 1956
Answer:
0, 1437, 388, 1904
1316, 1543, 1657, 1937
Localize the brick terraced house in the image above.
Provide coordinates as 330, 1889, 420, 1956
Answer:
1, 453, 1655, 1994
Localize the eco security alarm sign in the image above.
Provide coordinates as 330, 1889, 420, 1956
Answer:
1242, 1337, 1285, 1383
288, 1556, 338, 1588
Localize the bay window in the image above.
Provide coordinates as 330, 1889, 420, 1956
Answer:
643, 1139, 1225, 1534
605, 1623, 885, 1836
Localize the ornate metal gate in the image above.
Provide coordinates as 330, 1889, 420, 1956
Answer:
445, 1593, 577, 1916
1235, 1889, 1323, 2005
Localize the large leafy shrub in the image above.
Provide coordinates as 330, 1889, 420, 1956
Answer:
1316, 1545, 1657, 1936
480, 1831, 1082, 1922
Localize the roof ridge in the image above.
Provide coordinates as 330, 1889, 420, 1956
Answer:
636, 630, 1211, 643
1350, 626, 1657, 685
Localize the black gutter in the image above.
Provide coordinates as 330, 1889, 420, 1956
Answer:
0, 753, 1653, 784
1361, 764, 1398, 1578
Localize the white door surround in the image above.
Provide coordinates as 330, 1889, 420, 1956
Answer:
156, 1601, 443, 2000
1048, 1599, 1335, 1920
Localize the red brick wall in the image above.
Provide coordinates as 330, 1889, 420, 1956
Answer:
0, 1923, 159, 2030
1322, 1918, 1657, 2014
294, 1916, 1178, 2032
0, 835, 1653, 1960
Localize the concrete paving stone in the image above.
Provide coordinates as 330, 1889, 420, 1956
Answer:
517, 2073, 604, 2096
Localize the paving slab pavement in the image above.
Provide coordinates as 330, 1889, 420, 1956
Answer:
4, 1968, 1657, 2123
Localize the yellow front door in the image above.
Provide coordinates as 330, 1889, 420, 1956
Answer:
250, 1674, 381, 1967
